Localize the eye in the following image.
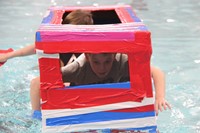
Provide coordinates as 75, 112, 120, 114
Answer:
105, 60, 112, 64
93, 61, 100, 65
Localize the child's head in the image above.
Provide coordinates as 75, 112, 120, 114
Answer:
62, 9, 93, 25
85, 53, 116, 78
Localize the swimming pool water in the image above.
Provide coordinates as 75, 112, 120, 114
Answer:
0, 0, 200, 133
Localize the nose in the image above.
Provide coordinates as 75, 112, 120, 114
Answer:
99, 64, 106, 73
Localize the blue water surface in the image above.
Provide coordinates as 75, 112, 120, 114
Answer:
0, 0, 200, 133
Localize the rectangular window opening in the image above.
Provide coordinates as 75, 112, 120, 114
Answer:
62, 10, 121, 25
59, 53, 130, 88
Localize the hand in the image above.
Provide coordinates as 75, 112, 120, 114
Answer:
155, 98, 171, 115
0, 53, 9, 63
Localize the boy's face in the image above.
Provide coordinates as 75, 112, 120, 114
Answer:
86, 54, 115, 79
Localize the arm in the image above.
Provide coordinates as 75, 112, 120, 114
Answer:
0, 44, 35, 62
151, 66, 171, 115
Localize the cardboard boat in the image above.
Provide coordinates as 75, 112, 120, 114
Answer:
35, 5, 156, 133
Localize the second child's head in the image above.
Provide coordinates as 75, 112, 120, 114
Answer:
85, 53, 116, 79
62, 9, 93, 25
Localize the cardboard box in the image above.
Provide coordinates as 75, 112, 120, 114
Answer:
35, 5, 156, 133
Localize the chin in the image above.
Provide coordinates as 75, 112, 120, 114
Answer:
97, 74, 107, 79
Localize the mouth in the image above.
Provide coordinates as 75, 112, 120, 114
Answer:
97, 72, 107, 77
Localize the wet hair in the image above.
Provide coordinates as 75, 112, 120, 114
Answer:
62, 9, 93, 25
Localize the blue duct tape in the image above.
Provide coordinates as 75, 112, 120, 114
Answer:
32, 110, 42, 120
36, 32, 41, 42
125, 7, 141, 22
42, 11, 53, 24
92, 127, 157, 133
46, 111, 155, 126
138, 25, 148, 31
65, 82, 131, 89
124, 126, 157, 132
